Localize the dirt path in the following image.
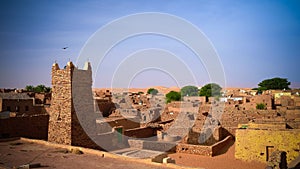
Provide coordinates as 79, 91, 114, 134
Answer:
168, 143, 266, 169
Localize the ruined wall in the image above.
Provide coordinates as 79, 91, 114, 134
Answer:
34, 93, 51, 104
107, 118, 140, 130
219, 106, 285, 136
186, 126, 224, 145
161, 109, 179, 122
244, 95, 273, 110
235, 128, 300, 164
176, 143, 212, 156
183, 96, 206, 103
96, 100, 115, 117
276, 96, 294, 107
176, 136, 232, 156
124, 127, 156, 138
0, 115, 49, 139
128, 139, 177, 152
1, 99, 45, 116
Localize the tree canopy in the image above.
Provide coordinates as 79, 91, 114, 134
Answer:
258, 77, 290, 90
25, 84, 51, 93
180, 85, 199, 96
256, 103, 266, 110
137, 91, 144, 95
199, 83, 222, 98
165, 91, 181, 103
25, 85, 35, 92
147, 88, 158, 95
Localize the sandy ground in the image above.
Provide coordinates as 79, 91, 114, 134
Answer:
0, 139, 175, 169
168, 141, 266, 169
0, 138, 266, 169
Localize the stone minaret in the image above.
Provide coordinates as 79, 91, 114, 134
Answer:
48, 61, 98, 149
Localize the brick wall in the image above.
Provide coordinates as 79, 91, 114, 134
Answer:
0, 115, 49, 139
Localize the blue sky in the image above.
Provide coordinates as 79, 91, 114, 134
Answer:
0, 0, 299, 88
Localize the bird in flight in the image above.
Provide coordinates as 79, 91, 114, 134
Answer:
62, 47, 68, 50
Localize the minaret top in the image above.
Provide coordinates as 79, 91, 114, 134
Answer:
52, 62, 60, 70
83, 62, 91, 71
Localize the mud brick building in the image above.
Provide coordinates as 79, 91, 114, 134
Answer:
0, 93, 46, 117
94, 89, 115, 117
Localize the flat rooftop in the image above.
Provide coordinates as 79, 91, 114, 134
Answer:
0, 138, 182, 169
0, 138, 266, 169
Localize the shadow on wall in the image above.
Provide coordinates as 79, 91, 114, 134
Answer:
0, 115, 49, 140
213, 137, 235, 156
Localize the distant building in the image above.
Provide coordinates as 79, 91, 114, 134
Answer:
0, 93, 45, 116
273, 91, 292, 100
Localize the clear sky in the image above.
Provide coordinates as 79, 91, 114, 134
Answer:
0, 0, 299, 89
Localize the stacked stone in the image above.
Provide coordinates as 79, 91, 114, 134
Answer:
267, 150, 287, 169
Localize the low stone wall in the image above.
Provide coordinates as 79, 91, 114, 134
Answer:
124, 127, 156, 138
0, 115, 49, 140
128, 139, 177, 152
176, 143, 212, 156
128, 136, 233, 156
211, 135, 233, 155
176, 136, 233, 156
107, 118, 140, 130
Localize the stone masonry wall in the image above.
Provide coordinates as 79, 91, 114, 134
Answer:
0, 115, 49, 139
48, 63, 73, 145
1, 99, 45, 116
48, 62, 99, 149
235, 129, 300, 164
177, 135, 232, 156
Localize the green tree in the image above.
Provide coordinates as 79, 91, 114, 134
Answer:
181, 85, 199, 96
199, 83, 222, 100
258, 77, 291, 90
165, 91, 181, 103
34, 85, 47, 93
256, 103, 266, 110
137, 91, 144, 95
25, 85, 34, 92
25, 84, 51, 93
147, 88, 158, 95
